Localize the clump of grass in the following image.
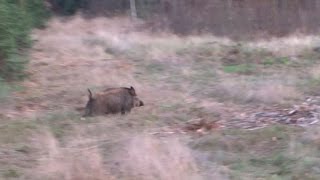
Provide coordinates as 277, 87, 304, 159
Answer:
190, 125, 316, 179
262, 57, 290, 66
33, 131, 112, 180
0, 78, 11, 102
223, 64, 256, 75
145, 62, 167, 74
32, 130, 218, 180
209, 78, 300, 104
300, 64, 320, 95
0, 121, 38, 144
301, 78, 320, 96
38, 111, 80, 139
2, 169, 20, 178
247, 35, 320, 57
116, 134, 204, 180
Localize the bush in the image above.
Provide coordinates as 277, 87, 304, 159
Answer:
0, 0, 49, 80
49, 0, 87, 15
0, 77, 10, 101
49, 0, 160, 17
25, 0, 51, 28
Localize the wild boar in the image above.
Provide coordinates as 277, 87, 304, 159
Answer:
103, 86, 137, 96
83, 86, 144, 117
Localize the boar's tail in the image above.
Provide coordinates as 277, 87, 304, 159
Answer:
87, 88, 93, 99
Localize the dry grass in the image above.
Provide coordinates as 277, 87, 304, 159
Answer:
116, 134, 203, 180
31, 130, 113, 180
3, 15, 320, 180
247, 34, 320, 57
310, 64, 320, 79
22, 15, 317, 113
214, 78, 301, 104
29, 128, 221, 180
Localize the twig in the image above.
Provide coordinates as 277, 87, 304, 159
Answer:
149, 131, 176, 135
245, 126, 267, 131
310, 119, 319, 125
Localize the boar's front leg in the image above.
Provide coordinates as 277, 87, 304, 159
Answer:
121, 107, 126, 115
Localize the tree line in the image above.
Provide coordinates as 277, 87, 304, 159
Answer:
1, 0, 320, 80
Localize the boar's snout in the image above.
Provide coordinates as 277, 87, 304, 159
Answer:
133, 96, 144, 107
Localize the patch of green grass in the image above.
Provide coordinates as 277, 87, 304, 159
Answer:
0, 78, 11, 102
247, 154, 296, 175
190, 125, 309, 179
0, 121, 38, 144
0, 112, 80, 145
158, 102, 183, 111
263, 58, 276, 65
270, 154, 296, 175
2, 169, 20, 178
299, 77, 320, 96
137, 61, 179, 83
0, 79, 26, 103
277, 57, 290, 65
223, 64, 256, 75
145, 62, 167, 74
188, 64, 217, 85
263, 57, 290, 66
39, 111, 80, 139
230, 161, 248, 171
122, 44, 149, 61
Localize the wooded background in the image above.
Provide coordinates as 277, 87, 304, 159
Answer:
1, 0, 320, 80
49, 0, 320, 37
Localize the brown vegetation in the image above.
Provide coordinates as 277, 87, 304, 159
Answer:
2, 13, 320, 179
48, 0, 320, 39
161, 0, 320, 38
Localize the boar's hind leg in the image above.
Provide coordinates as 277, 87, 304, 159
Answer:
121, 107, 128, 115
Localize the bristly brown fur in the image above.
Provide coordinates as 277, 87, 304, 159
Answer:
103, 86, 137, 96
83, 86, 143, 117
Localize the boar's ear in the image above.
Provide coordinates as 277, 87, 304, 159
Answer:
128, 86, 136, 96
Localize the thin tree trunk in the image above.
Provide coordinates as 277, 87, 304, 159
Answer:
130, 0, 138, 19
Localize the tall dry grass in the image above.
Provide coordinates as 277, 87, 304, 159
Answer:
116, 134, 203, 180
214, 78, 301, 104
31, 131, 113, 180
30, 129, 222, 180
247, 35, 320, 56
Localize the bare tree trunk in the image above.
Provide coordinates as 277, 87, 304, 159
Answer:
130, 0, 138, 20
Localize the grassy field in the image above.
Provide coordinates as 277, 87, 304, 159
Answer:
1, 16, 320, 179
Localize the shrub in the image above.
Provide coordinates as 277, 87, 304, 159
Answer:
0, 77, 10, 101
49, 0, 87, 15
0, 0, 49, 80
